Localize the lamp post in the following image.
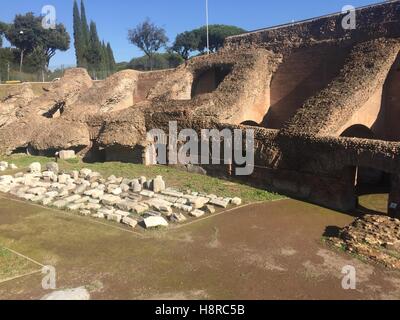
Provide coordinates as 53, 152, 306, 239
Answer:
206, 0, 210, 54
19, 30, 24, 73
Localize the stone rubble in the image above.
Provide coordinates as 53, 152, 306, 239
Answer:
0, 162, 243, 230
0, 161, 17, 172
327, 215, 400, 270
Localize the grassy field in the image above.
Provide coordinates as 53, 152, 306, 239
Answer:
0, 154, 283, 203
0, 247, 41, 283
0, 83, 50, 100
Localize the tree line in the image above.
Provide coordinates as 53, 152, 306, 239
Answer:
0, 12, 69, 80
127, 19, 246, 70
73, 0, 116, 78
0, 2, 247, 80
0, 0, 116, 81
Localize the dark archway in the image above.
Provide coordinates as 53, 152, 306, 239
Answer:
341, 124, 389, 214
191, 64, 232, 98
241, 120, 260, 127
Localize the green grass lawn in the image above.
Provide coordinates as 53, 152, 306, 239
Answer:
0, 247, 41, 282
0, 154, 283, 204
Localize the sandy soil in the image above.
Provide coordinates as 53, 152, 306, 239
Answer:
0, 196, 399, 300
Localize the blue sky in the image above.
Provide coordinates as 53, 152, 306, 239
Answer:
0, 0, 381, 68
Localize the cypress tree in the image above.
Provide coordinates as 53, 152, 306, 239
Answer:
100, 40, 109, 76
80, 0, 90, 49
106, 42, 116, 72
73, 0, 84, 67
87, 21, 102, 78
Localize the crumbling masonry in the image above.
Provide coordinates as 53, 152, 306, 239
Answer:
1, 1, 400, 215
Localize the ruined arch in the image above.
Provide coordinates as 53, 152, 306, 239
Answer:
191, 64, 233, 98
340, 124, 375, 139
262, 45, 350, 129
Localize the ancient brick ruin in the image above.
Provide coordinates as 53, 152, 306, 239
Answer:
1, 1, 400, 215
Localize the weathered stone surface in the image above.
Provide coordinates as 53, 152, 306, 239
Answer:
114, 210, 130, 218
101, 194, 121, 206
5, 161, 241, 233
67, 203, 83, 211
84, 189, 104, 199
116, 200, 138, 212
52, 200, 68, 209
140, 190, 155, 198
64, 195, 81, 203
328, 215, 400, 270
79, 168, 92, 178
190, 209, 205, 218
120, 184, 130, 192
27, 187, 47, 196
74, 184, 87, 195
58, 174, 70, 184
122, 216, 138, 228
146, 198, 173, 213
152, 176, 166, 193
46, 162, 59, 174
185, 196, 209, 209
59, 150, 76, 160
204, 205, 216, 214
42, 198, 54, 206
209, 198, 229, 208
0, 185, 11, 193
10, 163, 18, 170
79, 209, 91, 216
132, 203, 149, 214
0, 161, 8, 168
0, 175, 13, 185
231, 197, 242, 206
41, 287, 90, 300
85, 203, 102, 211
162, 189, 185, 198
131, 181, 142, 193
143, 216, 169, 229
170, 212, 187, 223
98, 207, 115, 216
29, 162, 41, 174
173, 203, 193, 213
74, 196, 90, 204
111, 187, 122, 196
107, 212, 123, 223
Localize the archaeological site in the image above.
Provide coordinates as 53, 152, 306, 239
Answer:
1, 0, 400, 301
1, 1, 400, 216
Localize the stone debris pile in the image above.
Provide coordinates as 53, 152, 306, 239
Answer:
0, 161, 18, 172
0, 162, 242, 230
328, 215, 400, 269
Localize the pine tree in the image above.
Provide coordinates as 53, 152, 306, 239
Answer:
73, 0, 84, 67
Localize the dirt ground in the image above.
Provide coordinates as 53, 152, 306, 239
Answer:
0, 195, 400, 300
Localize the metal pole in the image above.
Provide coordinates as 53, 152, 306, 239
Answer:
206, 0, 210, 54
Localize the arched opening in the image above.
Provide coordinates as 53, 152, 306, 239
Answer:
262, 45, 350, 129
372, 52, 400, 141
240, 120, 260, 127
191, 64, 232, 98
341, 124, 390, 215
